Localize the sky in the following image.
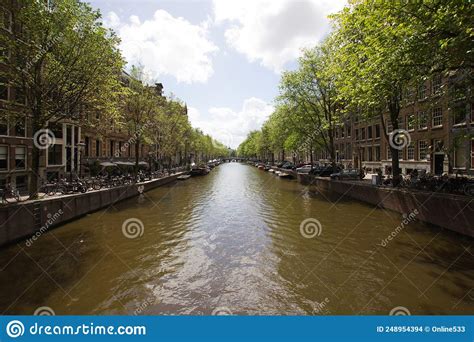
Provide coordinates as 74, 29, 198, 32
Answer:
87, 0, 347, 148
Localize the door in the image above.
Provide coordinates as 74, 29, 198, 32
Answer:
434, 154, 444, 175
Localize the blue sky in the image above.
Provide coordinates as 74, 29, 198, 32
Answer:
87, 0, 346, 148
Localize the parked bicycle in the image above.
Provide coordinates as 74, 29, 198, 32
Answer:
0, 184, 25, 204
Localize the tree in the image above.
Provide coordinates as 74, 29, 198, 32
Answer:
331, 0, 473, 185
0, 0, 123, 196
277, 44, 341, 166
121, 66, 160, 173
331, 1, 424, 185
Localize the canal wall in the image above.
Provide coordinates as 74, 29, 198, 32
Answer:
298, 174, 474, 238
0, 173, 183, 247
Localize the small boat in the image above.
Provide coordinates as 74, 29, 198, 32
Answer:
269, 169, 274, 173
177, 175, 191, 180
275, 170, 281, 175
258, 165, 265, 170
190, 166, 210, 176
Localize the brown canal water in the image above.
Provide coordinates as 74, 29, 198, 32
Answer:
0, 163, 473, 315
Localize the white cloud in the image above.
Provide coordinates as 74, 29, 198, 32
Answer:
213, 0, 347, 72
189, 97, 274, 148
104, 10, 218, 84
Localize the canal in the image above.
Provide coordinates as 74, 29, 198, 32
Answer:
0, 163, 473, 315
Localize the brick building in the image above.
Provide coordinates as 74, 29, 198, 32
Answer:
0, 4, 154, 191
329, 72, 473, 176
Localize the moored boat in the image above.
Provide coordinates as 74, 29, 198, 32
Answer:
177, 175, 191, 180
190, 166, 210, 176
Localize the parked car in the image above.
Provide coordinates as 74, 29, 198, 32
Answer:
310, 166, 341, 177
330, 169, 362, 180
281, 162, 295, 170
296, 164, 313, 174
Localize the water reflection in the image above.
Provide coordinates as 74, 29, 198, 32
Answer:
0, 163, 472, 315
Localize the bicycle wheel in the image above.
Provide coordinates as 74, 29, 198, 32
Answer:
3, 191, 18, 203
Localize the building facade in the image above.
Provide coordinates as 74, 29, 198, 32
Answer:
329, 72, 473, 176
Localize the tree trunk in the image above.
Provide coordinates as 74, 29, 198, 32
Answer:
135, 139, 140, 175
29, 117, 41, 199
388, 96, 402, 187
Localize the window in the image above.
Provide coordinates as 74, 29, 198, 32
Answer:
407, 143, 415, 160
49, 122, 63, 139
367, 126, 372, 139
387, 146, 392, 160
375, 124, 380, 138
95, 140, 101, 157
361, 127, 366, 140
341, 126, 344, 138
335, 128, 339, 139
360, 147, 365, 161
418, 111, 427, 129
85, 137, 90, 157
66, 125, 72, 145
1, 7, 12, 32
109, 140, 114, 157
0, 76, 8, 101
419, 140, 428, 160
0, 146, 7, 170
0, 120, 7, 135
14, 119, 26, 137
347, 125, 351, 137
452, 105, 466, 125
454, 143, 466, 168
432, 74, 442, 94
432, 107, 443, 127
48, 144, 62, 165
375, 146, 381, 161
74, 126, 79, 144
418, 82, 427, 100
15, 147, 26, 169
368, 147, 373, 161
15, 87, 26, 105
355, 128, 359, 141
404, 87, 414, 103
406, 114, 415, 131
386, 122, 393, 134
